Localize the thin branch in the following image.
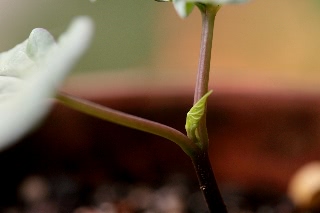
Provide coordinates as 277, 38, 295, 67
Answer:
56, 92, 199, 157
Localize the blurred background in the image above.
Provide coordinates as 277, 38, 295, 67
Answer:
0, 0, 320, 92
1, 0, 320, 212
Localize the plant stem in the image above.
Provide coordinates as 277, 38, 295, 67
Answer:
192, 4, 228, 213
56, 92, 199, 157
192, 151, 227, 212
194, 4, 219, 150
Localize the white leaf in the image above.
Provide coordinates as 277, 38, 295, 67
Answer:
173, 0, 195, 18
180, 0, 248, 4
0, 16, 94, 150
171, 0, 249, 18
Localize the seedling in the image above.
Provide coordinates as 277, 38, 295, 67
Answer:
0, 1, 250, 212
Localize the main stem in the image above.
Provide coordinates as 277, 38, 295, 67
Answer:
192, 4, 228, 213
193, 4, 218, 150
193, 151, 227, 212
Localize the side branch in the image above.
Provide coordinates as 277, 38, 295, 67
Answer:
56, 92, 199, 157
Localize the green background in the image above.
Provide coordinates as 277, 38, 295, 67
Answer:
0, 0, 156, 73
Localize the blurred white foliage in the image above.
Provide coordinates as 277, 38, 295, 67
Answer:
0, 16, 94, 150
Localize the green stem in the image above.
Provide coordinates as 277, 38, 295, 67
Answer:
193, 4, 219, 150
56, 92, 199, 157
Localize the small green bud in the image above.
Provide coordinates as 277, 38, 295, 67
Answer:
185, 90, 212, 145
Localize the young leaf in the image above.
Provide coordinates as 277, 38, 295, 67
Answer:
185, 90, 212, 144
